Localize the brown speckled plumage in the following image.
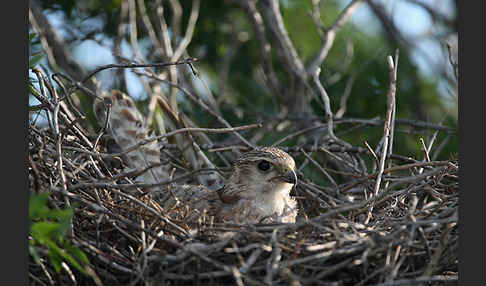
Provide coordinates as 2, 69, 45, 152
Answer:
94, 91, 298, 226
94, 90, 171, 185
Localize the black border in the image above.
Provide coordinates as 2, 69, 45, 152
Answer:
7, 0, 29, 284
458, 1, 475, 285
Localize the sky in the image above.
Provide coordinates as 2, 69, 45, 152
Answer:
346, 0, 456, 74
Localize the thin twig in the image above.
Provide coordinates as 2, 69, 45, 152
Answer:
365, 54, 398, 223
171, 0, 200, 62
80, 58, 199, 85
387, 49, 400, 167
307, 0, 364, 75
419, 138, 431, 163
364, 140, 379, 166
136, 69, 256, 148
301, 150, 337, 186
313, 67, 335, 138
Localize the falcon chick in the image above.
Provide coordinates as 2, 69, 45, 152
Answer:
216, 147, 297, 223
94, 91, 298, 225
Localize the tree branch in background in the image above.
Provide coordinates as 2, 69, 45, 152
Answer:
312, 68, 335, 138
237, 0, 281, 97
256, 0, 307, 81
29, 0, 97, 107
307, 0, 364, 76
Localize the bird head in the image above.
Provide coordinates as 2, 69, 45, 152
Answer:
221, 147, 297, 202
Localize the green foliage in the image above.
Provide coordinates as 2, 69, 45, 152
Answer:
29, 32, 43, 72
29, 192, 90, 276
29, 53, 44, 70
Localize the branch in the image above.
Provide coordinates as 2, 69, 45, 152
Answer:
237, 0, 281, 96
312, 68, 335, 138
307, 0, 364, 75
171, 0, 200, 62
135, 69, 256, 148
256, 0, 306, 80
64, 123, 262, 159
137, 0, 165, 57
80, 58, 199, 85
365, 52, 398, 224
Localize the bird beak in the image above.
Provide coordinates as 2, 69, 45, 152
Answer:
280, 169, 297, 186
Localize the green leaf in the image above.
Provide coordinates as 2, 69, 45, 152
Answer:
29, 192, 50, 220
30, 212, 73, 241
28, 192, 91, 277
29, 53, 44, 69
29, 32, 37, 43
45, 239, 89, 275
65, 243, 90, 265
29, 245, 42, 265
46, 241, 63, 273
43, 208, 72, 221
30, 221, 60, 242
50, 208, 73, 239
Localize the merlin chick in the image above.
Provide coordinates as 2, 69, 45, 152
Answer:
94, 90, 298, 225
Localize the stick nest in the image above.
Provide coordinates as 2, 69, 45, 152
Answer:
28, 106, 458, 286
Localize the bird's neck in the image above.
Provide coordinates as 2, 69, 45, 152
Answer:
218, 182, 296, 223
254, 182, 294, 214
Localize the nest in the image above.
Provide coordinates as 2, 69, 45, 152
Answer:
28, 77, 458, 286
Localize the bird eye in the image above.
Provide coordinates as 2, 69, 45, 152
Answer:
258, 160, 271, 171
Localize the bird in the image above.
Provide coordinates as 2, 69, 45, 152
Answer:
94, 90, 298, 226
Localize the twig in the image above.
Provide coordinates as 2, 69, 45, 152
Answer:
271, 124, 327, 146
419, 138, 431, 163
232, 267, 245, 286
292, 166, 448, 229
93, 101, 111, 151
136, 69, 256, 148
264, 229, 281, 284
171, 0, 200, 62
121, 124, 260, 158
237, 0, 281, 96
307, 0, 364, 75
387, 49, 400, 167
446, 42, 458, 81
256, 0, 306, 80
431, 134, 451, 161
155, 0, 172, 56
340, 160, 449, 193
151, 0, 178, 110
80, 58, 199, 85
335, 72, 358, 118
128, 0, 147, 67
136, 0, 165, 57
374, 275, 457, 286
422, 222, 454, 277
66, 183, 192, 239
365, 52, 398, 224
364, 140, 379, 167
301, 150, 337, 187
334, 117, 454, 132
313, 67, 335, 138
335, 48, 385, 118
